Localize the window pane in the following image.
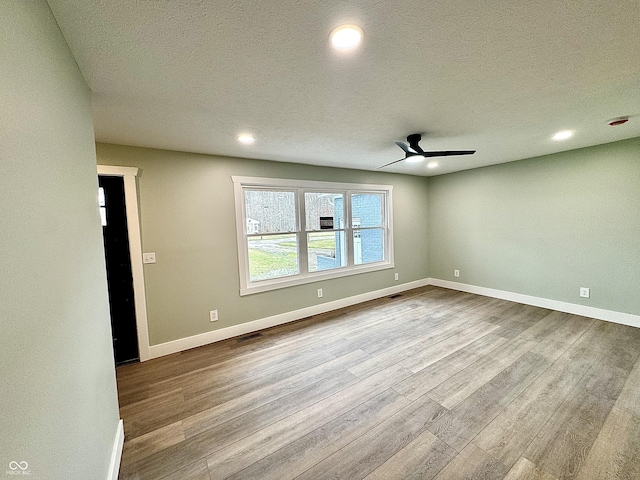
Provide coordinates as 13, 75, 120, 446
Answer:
354, 228, 384, 265
308, 231, 346, 272
351, 193, 383, 228
244, 190, 297, 234
305, 192, 345, 231
248, 234, 299, 281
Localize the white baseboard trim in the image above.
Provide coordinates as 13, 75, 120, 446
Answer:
146, 277, 639, 360
148, 278, 431, 359
107, 419, 124, 480
428, 278, 640, 329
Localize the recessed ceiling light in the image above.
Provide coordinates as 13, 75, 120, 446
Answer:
427, 161, 439, 169
405, 155, 424, 163
552, 130, 573, 141
330, 25, 363, 50
237, 134, 255, 145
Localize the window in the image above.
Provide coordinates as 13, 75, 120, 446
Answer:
243, 189, 298, 282
98, 187, 107, 226
304, 192, 346, 272
352, 193, 385, 265
233, 176, 394, 295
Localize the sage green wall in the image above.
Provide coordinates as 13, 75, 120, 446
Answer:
96, 143, 430, 345
1, 2, 120, 479
428, 138, 640, 316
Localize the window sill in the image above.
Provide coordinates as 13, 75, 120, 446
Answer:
239, 260, 394, 296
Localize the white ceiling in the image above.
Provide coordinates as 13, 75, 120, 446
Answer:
47, 0, 640, 176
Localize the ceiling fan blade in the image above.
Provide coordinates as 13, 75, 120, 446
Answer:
377, 157, 411, 169
394, 141, 418, 154
421, 150, 476, 157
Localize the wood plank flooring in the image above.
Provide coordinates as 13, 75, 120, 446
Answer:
116, 286, 640, 480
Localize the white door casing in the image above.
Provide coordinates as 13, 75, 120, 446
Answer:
97, 165, 150, 361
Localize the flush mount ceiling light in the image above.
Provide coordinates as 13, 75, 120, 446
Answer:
552, 130, 573, 141
427, 161, 439, 169
237, 134, 255, 145
330, 25, 364, 50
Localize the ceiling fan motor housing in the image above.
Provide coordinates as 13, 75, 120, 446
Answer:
407, 134, 423, 152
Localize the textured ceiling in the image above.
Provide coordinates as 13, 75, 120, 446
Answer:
47, 0, 640, 175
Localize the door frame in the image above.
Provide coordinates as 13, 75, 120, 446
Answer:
98, 165, 150, 361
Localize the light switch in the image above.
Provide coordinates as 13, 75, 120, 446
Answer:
143, 252, 156, 264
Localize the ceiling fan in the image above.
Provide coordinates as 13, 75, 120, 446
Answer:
378, 133, 476, 169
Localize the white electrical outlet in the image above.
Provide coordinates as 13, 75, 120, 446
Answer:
209, 310, 218, 322
580, 287, 590, 298
394, 273, 399, 281
317, 288, 323, 298
454, 269, 460, 278
143, 252, 156, 264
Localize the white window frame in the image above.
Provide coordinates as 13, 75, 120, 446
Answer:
232, 176, 394, 296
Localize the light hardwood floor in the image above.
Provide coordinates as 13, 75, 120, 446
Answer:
116, 286, 640, 480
